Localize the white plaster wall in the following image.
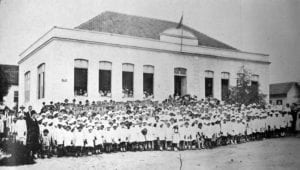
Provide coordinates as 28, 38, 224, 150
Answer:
19, 39, 270, 110
18, 42, 57, 110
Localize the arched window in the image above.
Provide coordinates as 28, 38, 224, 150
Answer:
174, 67, 187, 76
174, 67, 187, 96
205, 70, 214, 97
122, 63, 134, 98
221, 72, 230, 79
143, 65, 154, 98
37, 63, 45, 99
99, 61, 112, 97
251, 74, 259, 82
221, 72, 230, 100
24, 71, 30, 102
74, 59, 88, 96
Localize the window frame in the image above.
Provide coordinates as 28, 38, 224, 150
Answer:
143, 65, 154, 98
99, 61, 112, 97
221, 72, 230, 100
74, 59, 89, 96
37, 63, 45, 99
13, 91, 18, 103
24, 71, 31, 103
122, 63, 134, 98
205, 70, 214, 97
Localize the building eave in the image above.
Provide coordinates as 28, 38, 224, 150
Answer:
19, 27, 270, 65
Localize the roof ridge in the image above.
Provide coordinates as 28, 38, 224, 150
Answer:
105, 11, 177, 25
76, 11, 178, 30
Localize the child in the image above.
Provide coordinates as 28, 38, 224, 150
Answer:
196, 123, 204, 149
41, 129, 51, 158
172, 125, 180, 151
85, 126, 95, 155
64, 126, 73, 156
15, 114, 27, 145
157, 123, 165, 151
119, 123, 128, 152
94, 125, 103, 154
54, 123, 65, 157
74, 126, 84, 157
165, 123, 173, 150
103, 126, 112, 153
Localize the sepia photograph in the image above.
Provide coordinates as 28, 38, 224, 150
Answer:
0, 0, 300, 169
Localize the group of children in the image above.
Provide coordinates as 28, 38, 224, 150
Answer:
1, 96, 294, 159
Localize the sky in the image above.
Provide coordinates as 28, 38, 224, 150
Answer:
0, 0, 299, 84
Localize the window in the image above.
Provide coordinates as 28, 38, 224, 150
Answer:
174, 67, 187, 96
37, 63, 45, 99
99, 61, 112, 97
143, 65, 154, 99
24, 71, 30, 102
122, 63, 134, 98
13, 91, 18, 103
251, 74, 259, 92
205, 70, 214, 97
74, 59, 88, 96
221, 72, 230, 101
276, 100, 282, 105
236, 73, 244, 87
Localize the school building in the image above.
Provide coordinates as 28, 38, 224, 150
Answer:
18, 11, 270, 109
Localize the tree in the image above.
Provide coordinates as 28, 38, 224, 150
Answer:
226, 66, 266, 106
0, 66, 10, 102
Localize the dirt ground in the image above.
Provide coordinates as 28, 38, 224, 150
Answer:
3, 137, 300, 170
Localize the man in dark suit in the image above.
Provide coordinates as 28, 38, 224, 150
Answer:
24, 106, 40, 159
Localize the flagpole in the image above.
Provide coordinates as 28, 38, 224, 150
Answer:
180, 26, 183, 52
180, 11, 183, 52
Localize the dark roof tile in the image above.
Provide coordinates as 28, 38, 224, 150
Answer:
270, 82, 299, 96
76, 11, 237, 50
0, 64, 19, 85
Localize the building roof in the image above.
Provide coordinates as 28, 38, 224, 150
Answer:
0, 64, 19, 85
270, 82, 299, 97
76, 11, 237, 50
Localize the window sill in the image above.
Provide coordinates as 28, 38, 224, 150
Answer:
74, 95, 88, 97
100, 95, 112, 98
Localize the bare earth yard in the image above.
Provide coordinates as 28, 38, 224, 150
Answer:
3, 137, 300, 170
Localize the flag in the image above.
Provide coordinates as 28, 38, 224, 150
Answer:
176, 15, 183, 29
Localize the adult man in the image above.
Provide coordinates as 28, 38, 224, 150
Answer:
24, 106, 40, 159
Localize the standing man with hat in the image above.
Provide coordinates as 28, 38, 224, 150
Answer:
24, 106, 40, 159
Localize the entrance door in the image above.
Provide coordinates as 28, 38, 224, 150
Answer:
174, 75, 187, 96
174, 76, 182, 96
174, 67, 187, 96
